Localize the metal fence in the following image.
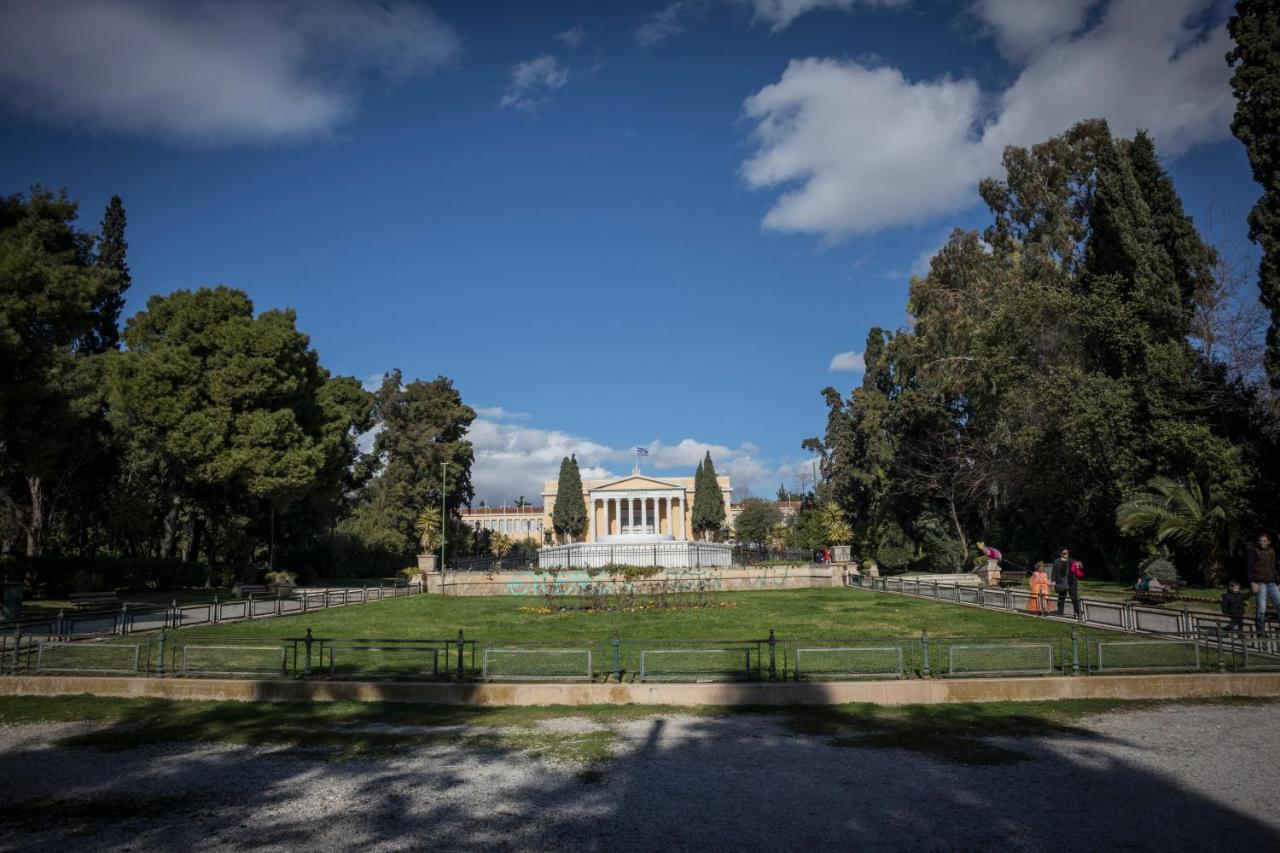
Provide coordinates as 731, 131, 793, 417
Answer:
451, 554, 537, 573
7, 624, 1274, 683
0, 582, 426, 642
856, 575, 1280, 647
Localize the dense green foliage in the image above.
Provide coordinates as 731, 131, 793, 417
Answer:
809, 121, 1276, 581
551, 454, 586, 543
733, 498, 782, 545
333, 371, 475, 572
1229, 0, 1280, 396
691, 451, 726, 540
1, 187, 479, 586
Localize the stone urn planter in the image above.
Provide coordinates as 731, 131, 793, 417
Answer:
830, 545, 853, 564
267, 582, 296, 596
417, 553, 439, 572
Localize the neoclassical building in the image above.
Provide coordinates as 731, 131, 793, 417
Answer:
541, 472, 732, 543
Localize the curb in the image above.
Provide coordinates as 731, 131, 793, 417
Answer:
3, 672, 1280, 707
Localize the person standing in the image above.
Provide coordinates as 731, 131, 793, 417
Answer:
1052, 547, 1081, 619
1027, 563, 1054, 615
1221, 580, 1249, 633
1246, 533, 1279, 634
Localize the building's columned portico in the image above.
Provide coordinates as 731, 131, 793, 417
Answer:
590, 486, 685, 541
539, 471, 733, 568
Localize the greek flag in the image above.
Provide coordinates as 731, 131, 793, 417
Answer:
636, 446, 649, 456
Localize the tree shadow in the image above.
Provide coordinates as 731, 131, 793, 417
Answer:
0, 691, 1276, 851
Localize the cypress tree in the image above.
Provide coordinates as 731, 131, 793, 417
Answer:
1123, 132, 1217, 321
1085, 132, 1182, 341
552, 454, 586, 543
692, 451, 725, 540
81, 195, 130, 353
1228, 0, 1280, 395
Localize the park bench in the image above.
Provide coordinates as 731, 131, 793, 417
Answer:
69, 591, 120, 609
997, 570, 1028, 588
1132, 580, 1185, 605
233, 584, 269, 598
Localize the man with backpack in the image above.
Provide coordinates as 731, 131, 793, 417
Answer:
1052, 547, 1082, 619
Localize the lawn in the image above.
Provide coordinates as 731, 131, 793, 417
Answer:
171, 587, 1092, 642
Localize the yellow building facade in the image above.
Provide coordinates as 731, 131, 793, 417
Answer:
458, 505, 545, 542
541, 473, 732, 542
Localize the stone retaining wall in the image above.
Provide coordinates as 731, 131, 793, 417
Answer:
4, 671, 1277, 706
427, 564, 847, 596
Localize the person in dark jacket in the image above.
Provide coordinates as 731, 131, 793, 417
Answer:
1051, 547, 1081, 619
1246, 533, 1279, 633
1221, 580, 1249, 632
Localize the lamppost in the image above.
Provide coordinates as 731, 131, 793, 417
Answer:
440, 461, 448, 573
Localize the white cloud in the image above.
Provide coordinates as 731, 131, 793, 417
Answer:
743, 60, 986, 236
635, 0, 712, 46
499, 54, 570, 110
828, 351, 865, 372
474, 406, 531, 421
971, 0, 1096, 61
748, 0, 907, 32
635, 0, 902, 45
741, 0, 1233, 237
466, 417, 789, 505
0, 0, 459, 143
555, 24, 586, 48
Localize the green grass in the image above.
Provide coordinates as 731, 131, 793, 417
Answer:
0, 694, 1270, 768
169, 587, 1095, 642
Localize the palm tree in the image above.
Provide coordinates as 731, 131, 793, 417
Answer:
415, 506, 442, 554
1115, 475, 1238, 584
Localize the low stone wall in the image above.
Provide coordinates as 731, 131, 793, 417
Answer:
427, 564, 842, 596
4, 671, 1278, 707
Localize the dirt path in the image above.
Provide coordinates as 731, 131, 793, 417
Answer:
0, 704, 1276, 851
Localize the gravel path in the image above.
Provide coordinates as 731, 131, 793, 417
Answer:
0, 704, 1276, 852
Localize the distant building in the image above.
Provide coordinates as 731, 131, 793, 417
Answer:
458, 505, 545, 542
542, 472, 732, 542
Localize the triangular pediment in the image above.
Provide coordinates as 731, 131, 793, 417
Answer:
592, 475, 683, 491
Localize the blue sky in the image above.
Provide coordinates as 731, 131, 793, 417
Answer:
0, 0, 1261, 504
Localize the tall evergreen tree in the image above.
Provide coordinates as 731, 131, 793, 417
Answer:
0, 187, 114, 555
551, 454, 586, 543
1123, 131, 1217, 321
80, 195, 130, 354
692, 451, 725, 540
1228, 0, 1280, 396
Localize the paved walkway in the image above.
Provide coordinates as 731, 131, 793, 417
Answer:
1, 703, 1276, 851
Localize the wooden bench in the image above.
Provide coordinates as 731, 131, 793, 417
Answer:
69, 591, 120, 610
1132, 580, 1185, 605
997, 570, 1028, 588
233, 584, 268, 598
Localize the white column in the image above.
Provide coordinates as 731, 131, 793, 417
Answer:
608, 498, 615, 535
663, 497, 670, 535
677, 499, 685, 540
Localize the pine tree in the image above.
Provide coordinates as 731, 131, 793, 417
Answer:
692, 451, 725, 540
552, 454, 586, 543
1229, 0, 1280, 396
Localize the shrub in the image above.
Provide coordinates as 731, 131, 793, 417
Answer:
264, 570, 297, 586
1139, 556, 1179, 584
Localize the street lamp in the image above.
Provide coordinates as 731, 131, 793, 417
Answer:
441, 461, 448, 573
